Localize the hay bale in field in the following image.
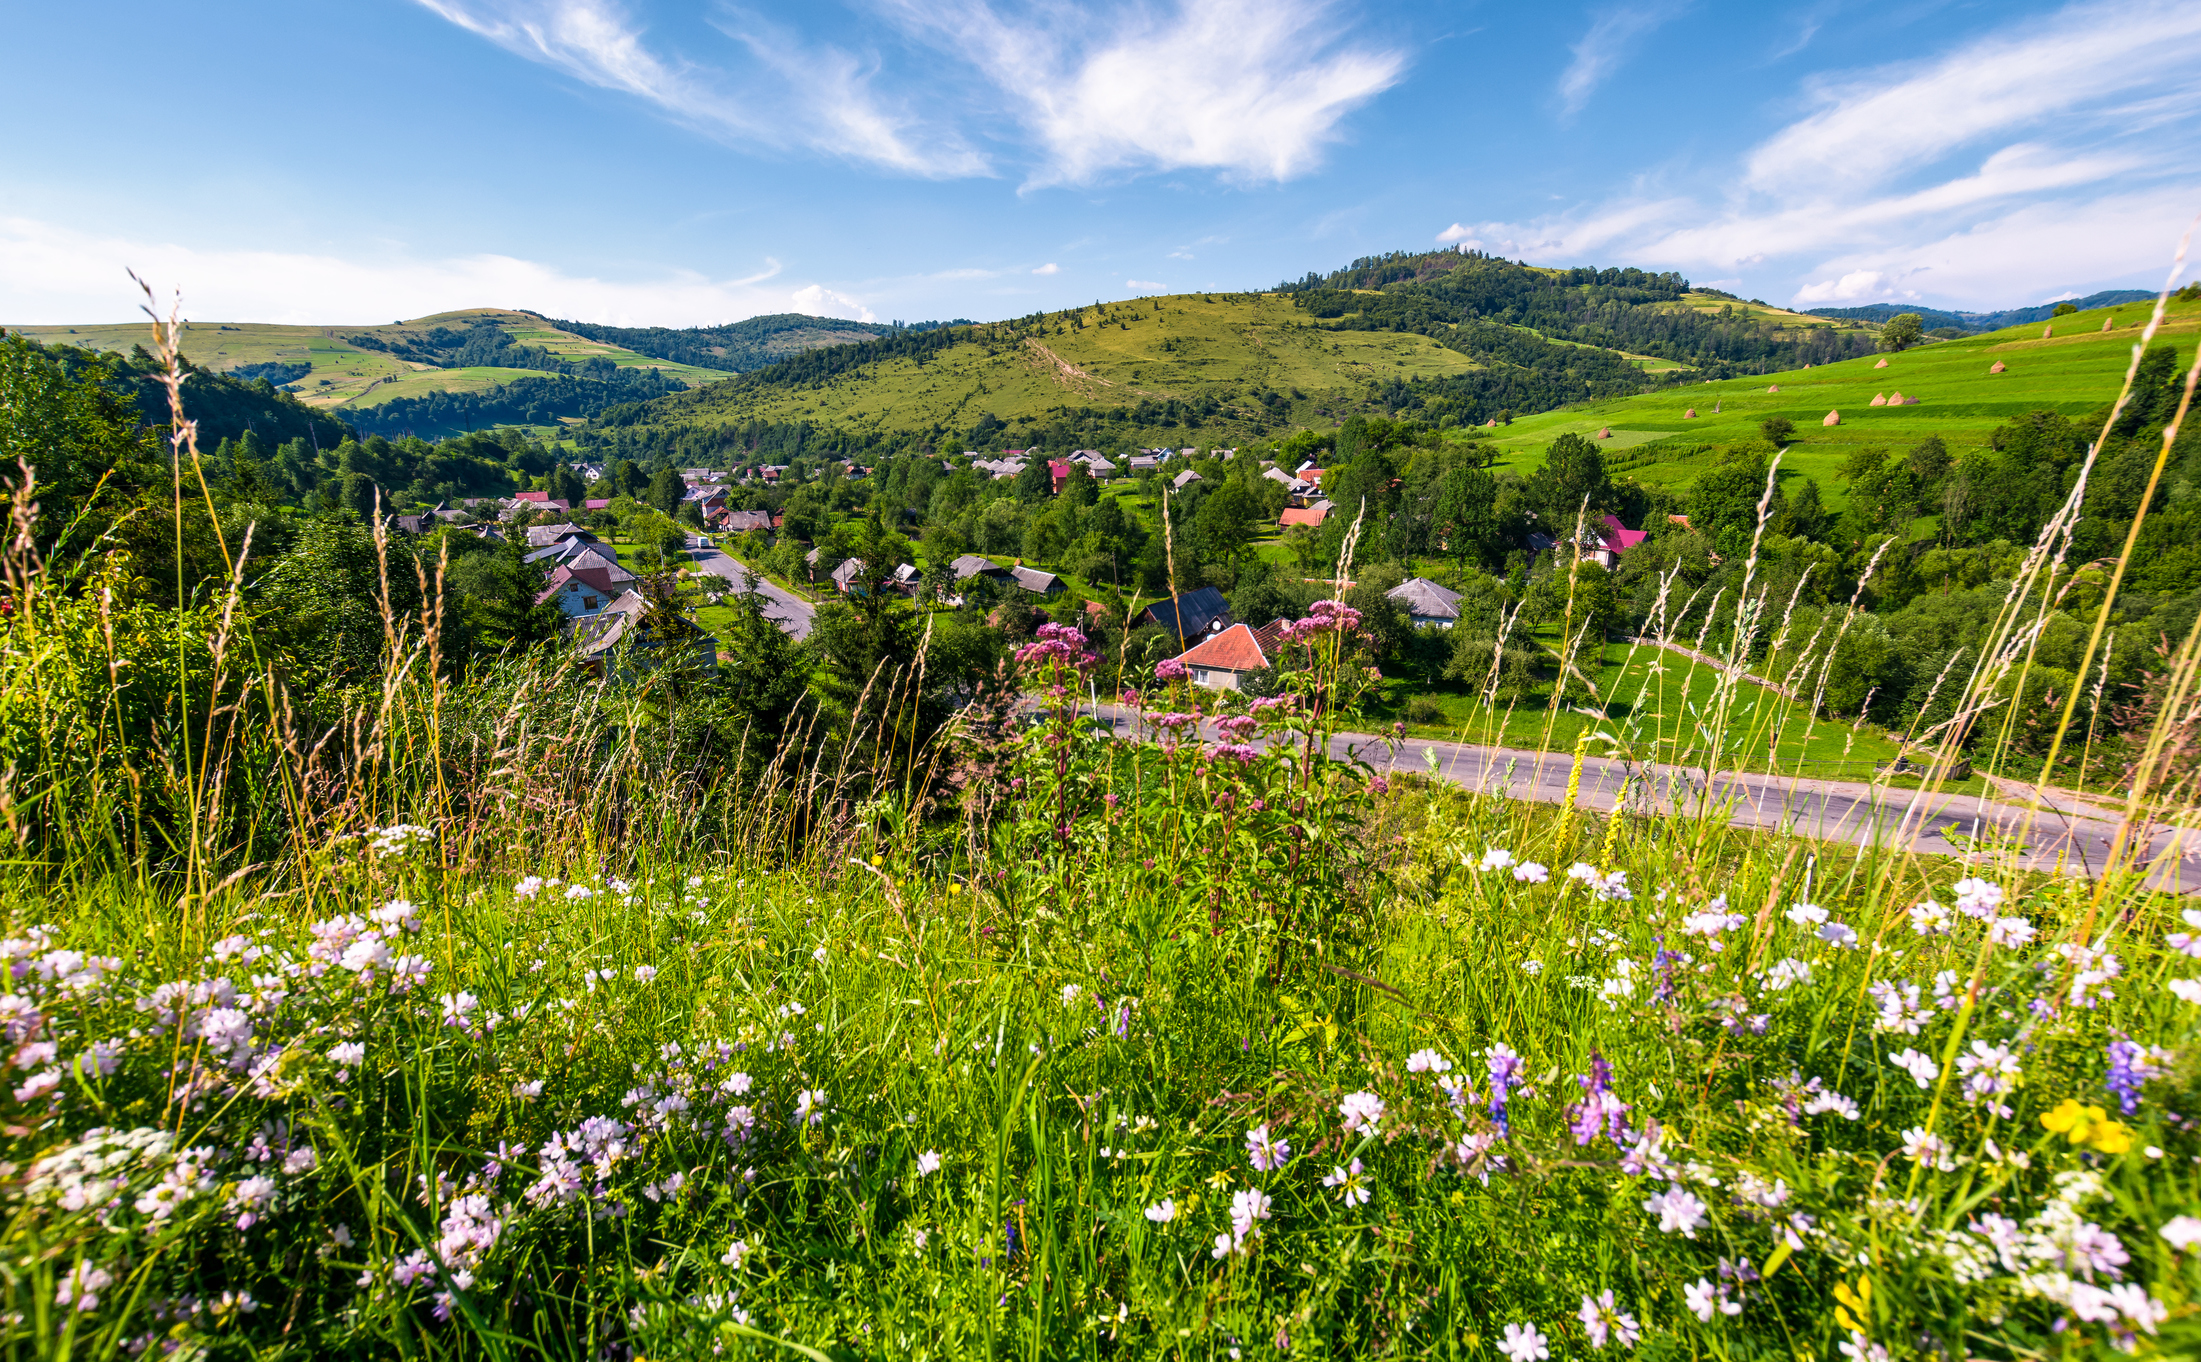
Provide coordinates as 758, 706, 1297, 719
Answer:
1870, 392, 1887, 406
1683, 407, 1697, 418
1990, 361, 2006, 374
1890, 391, 1918, 405
2043, 324, 2054, 338
1598, 427, 1612, 438
1766, 384, 1780, 393
1874, 358, 1889, 369
2102, 316, 2114, 331
1823, 410, 1841, 426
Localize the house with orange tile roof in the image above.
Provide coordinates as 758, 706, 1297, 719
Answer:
1174, 622, 1273, 690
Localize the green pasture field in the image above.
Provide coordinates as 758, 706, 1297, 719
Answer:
1483, 294, 2201, 507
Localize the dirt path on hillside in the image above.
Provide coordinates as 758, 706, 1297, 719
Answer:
1025, 338, 1112, 391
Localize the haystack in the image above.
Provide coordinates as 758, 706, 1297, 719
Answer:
2043, 324, 2054, 338
1823, 410, 1841, 426
2102, 317, 2114, 331
1597, 427, 1612, 439
1870, 393, 1887, 406
1874, 358, 1889, 369
1483, 418, 1499, 428
1683, 408, 1697, 419
1989, 361, 2006, 374
1766, 384, 1780, 393
1890, 391, 1917, 405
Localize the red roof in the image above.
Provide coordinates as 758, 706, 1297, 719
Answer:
1600, 514, 1648, 552
1279, 506, 1328, 528
584, 498, 611, 510
514, 490, 553, 503
1176, 623, 1269, 673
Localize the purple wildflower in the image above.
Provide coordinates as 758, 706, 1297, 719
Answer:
2106, 1038, 2144, 1116
1568, 1050, 1633, 1149
1487, 1043, 1524, 1137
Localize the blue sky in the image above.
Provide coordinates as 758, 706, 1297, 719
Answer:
4, 0, 2197, 325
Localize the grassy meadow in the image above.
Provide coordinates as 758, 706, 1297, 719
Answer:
4, 550, 2198, 1359
1483, 293, 2201, 508
4, 280, 2201, 1361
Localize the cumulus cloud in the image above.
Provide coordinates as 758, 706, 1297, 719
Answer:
413, 0, 986, 175
1435, 223, 1480, 247
1438, 0, 2201, 307
1126, 279, 1163, 291
1031, 262, 1060, 275
0, 216, 856, 327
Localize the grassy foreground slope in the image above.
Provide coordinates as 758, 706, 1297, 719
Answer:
1487, 293, 2201, 503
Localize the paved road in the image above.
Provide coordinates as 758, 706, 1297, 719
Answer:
1076, 702, 2201, 891
684, 539, 816, 641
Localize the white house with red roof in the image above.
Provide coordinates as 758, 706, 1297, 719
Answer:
1174, 622, 1273, 690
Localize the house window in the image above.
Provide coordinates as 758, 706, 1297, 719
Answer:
582, 595, 598, 610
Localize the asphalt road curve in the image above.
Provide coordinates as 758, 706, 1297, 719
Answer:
686, 541, 816, 641
1073, 702, 2199, 892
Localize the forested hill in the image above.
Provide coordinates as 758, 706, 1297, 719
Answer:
1278, 249, 1879, 378
1806, 291, 2156, 332
547, 313, 922, 374
13, 335, 357, 448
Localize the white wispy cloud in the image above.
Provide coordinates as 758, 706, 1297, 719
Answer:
0, 216, 865, 326
413, 0, 985, 175
1744, 0, 2201, 196
1032, 262, 1060, 275
1447, 0, 2201, 307
875, 0, 1406, 186
413, 0, 1400, 187
1558, 3, 1687, 119
1126, 278, 1163, 291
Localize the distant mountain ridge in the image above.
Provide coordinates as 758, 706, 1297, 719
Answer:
1806, 290, 2154, 332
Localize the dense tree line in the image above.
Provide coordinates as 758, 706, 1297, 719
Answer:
1282, 250, 1876, 376
547, 313, 904, 373
1807, 291, 2153, 333
6, 333, 357, 449
347, 365, 687, 438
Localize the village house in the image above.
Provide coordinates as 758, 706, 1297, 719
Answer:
1172, 618, 1289, 690
535, 563, 625, 618
1139, 586, 1232, 642
1387, 577, 1463, 628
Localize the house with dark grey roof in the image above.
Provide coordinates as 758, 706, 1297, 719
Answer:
1387, 577, 1464, 629
1009, 566, 1062, 597
1139, 587, 1231, 642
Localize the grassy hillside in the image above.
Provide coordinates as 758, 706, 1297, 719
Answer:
646, 292, 1493, 442
1485, 292, 2201, 507
2, 308, 723, 410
